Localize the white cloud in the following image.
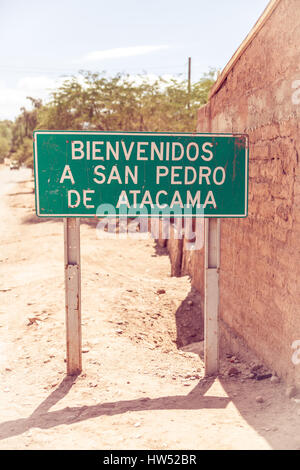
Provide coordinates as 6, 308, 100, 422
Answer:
0, 70, 179, 121
79, 45, 169, 63
16, 76, 57, 93
124, 73, 181, 89
0, 85, 29, 121
0, 76, 73, 121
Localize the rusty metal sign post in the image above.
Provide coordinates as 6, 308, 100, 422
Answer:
64, 218, 82, 375
33, 130, 248, 377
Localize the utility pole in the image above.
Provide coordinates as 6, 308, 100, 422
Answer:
188, 57, 191, 108
188, 57, 191, 94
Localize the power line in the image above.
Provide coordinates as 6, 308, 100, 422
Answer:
0, 63, 186, 74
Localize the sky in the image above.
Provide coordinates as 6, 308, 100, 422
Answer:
0, 0, 271, 120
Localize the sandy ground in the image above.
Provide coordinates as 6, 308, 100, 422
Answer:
0, 164, 300, 450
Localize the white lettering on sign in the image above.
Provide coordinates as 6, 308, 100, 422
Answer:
201, 142, 214, 161
93, 165, 138, 185
185, 167, 197, 185
186, 142, 199, 161
171, 166, 182, 185
83, 190, 95, 209
150, 142, 164, 160
71, 141, 84, 159
155, 166, 227, 186
137, 142, 148, 160
122, 141, 135, 160
115, 189, 217, 209
106, 141, 119, 160
66, 140, 225, 212
172, 142, 184, 161
67, 190, 95, 208
92, 141, 104, 160
93, 165, 106, 184
156, 190, 168, 208
156, 166, 169, 184
55, 137, 234, 213
68, 189, 80, 208
70, 140, 215, 162
199, 167, 211, 185
213, 167, 226, 185
60, 165, 75, 184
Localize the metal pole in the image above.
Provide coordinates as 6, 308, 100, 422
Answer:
64, 218, 82, 375
204, 218, 220, 376
188, 57, 191, 109
188, 57, 191, 94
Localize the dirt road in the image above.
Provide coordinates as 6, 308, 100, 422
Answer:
0, 165, 299, 450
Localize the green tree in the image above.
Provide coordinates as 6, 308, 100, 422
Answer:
10, 97, 42, 166
13, 137, 34, 168
0, 136, 10, 162
38, 70, 216, 133
12, 69, 216, 168
0, 120, 13, 162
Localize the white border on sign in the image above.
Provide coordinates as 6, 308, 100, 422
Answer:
33, 131, 249, 218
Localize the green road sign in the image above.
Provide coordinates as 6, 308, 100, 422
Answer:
33, 130, 248, 218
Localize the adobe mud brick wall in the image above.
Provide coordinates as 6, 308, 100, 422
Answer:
196, 0, 300, 385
